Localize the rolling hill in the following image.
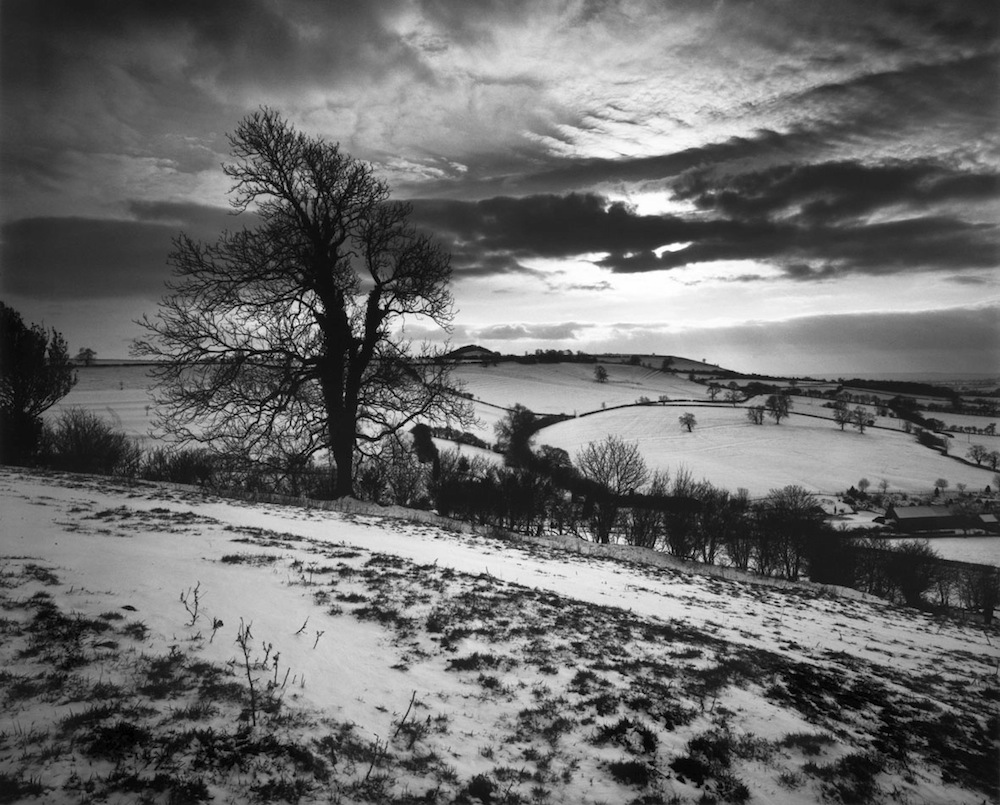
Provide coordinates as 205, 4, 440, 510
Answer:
1, 467, 996, 804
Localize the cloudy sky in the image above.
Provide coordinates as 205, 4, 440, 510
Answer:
1, 0, 998, 377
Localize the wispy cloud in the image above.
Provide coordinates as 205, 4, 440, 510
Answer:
472, 322, 587, 341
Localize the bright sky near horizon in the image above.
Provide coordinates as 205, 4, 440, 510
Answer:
1, 0, 998, 376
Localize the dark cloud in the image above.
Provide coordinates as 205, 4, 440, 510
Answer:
448, 249, 541, 280
0, 203, 239, 300
404, 128, 826, 200
0, 0, 409, 94
415, 190, 998, 281
889, 0, 1000, 47
672, 161, 1000, 223
602, 215, 998, 278
414, 193, 694, 258
1, 217, 176, 300
128, 200, 257, 232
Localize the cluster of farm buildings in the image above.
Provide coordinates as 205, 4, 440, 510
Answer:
882, 505, 999, 535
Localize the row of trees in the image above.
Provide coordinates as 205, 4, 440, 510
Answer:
746, 394, 792, 425
373, 409, 997, 620
966, 444, 1000, 470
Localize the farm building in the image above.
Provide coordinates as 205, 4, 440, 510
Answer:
884, 504, 964, 534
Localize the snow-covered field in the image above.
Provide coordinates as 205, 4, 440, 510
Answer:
1, 467, 997, 804
452, 363, 708, 415
535, 404, 995, 498
49, 366, 158, 442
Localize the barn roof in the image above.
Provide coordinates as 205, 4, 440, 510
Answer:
888, 505, 954, 520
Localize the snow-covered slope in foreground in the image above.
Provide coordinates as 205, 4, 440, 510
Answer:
1, 468, 997, 804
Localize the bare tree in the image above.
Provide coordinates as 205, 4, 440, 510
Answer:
967, 444, 990, 466
832, 399, 851, 431
576, 434, 649, 543
594, 365, 608, 383
135, 109, 470, 497
623, 468, 669, 549
765, 393, 792, 424
851, 406, 869, 433
679, 412, 697, 432
746, 405, 766, 425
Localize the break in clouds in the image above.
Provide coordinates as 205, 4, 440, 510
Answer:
412, 155, 999, 283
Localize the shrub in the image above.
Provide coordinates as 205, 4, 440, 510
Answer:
40, 408, 141, 476
607, 759, 651, 787
0, 301, 76, 465
886, 540, 940, 608
141, 447, 215, 486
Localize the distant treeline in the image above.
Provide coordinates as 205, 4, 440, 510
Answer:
840, 379, 964, 400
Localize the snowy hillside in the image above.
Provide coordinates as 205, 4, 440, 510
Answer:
451, 363, 707, 415
534, 404, 995, 497
1, 468, 996, 804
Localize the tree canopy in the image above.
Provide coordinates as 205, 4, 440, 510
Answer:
0, 301, 76, 464
135, 109, 471, 496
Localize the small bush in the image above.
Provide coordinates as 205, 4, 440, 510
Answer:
447, 652, 505, 672
141, 446, 215, 486
805, 751, 884, 803
84, 720, 152, 759
780, 732, 834, 756
592, 717, 657, 754
0, 772, 45, 800
607, 759, 651, 787
40, 408, 142, 476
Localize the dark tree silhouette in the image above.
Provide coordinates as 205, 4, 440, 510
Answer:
75, 348, 97, 366
832, 399, 851, 430
765, 393, 792, 424
576, 434, 649, 543
967, 444, 989, 466
494, 403, 537, 467
135, 109, 470, 497
0, 301, 76, 464
679, 412, 697, 432
594, 365, 608, 383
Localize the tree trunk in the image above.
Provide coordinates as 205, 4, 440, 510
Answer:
329, 418, 355, 498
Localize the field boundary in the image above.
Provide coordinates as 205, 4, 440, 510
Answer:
154, 473, 884, 605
